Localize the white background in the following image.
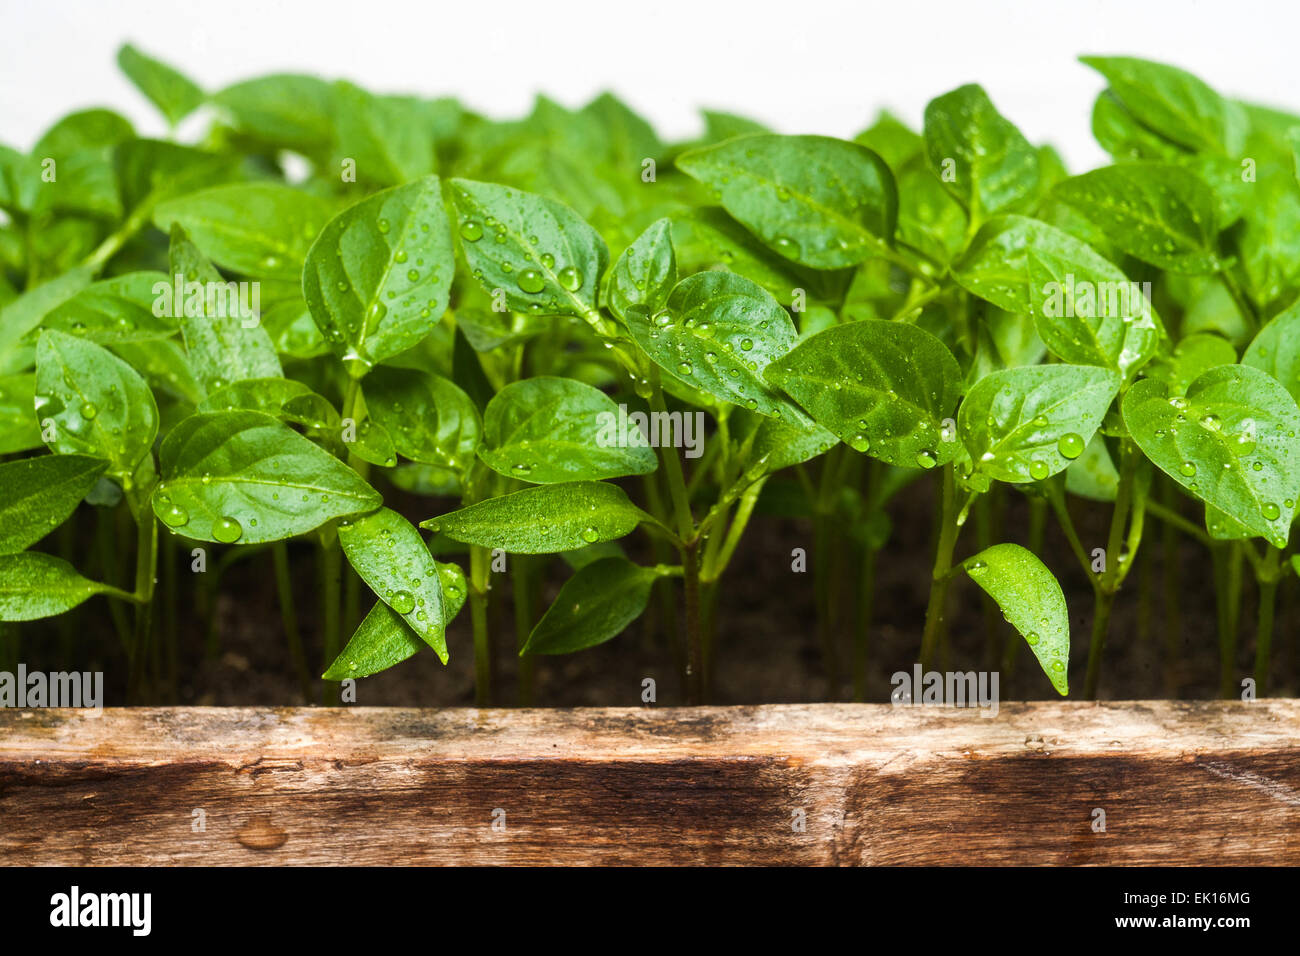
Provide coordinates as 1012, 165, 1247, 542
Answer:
1, 0, 1297, 171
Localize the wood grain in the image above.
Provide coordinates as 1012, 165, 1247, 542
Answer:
1, 701, 1297, 865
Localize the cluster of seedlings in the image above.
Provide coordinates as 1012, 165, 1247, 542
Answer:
1, 47, 1298, 705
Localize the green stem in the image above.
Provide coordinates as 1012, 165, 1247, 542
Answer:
648, 381, 694, 541
128, 512, 157, 702
919, 464, 960, 670
1253, 549, 1281, 695
470, 545, 492, 707
683, 541, 704, 704
320, 536, 342, 705
513, 556, 535, 707
1084, 440, 1139, 699
273, 541, 312, 703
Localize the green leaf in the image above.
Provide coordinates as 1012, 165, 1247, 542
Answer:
323, 564, 466, 680
606, 218, 676, 322
212, 74, 336, 155
1243, 299, 1300, 403
0, 266, 95, 373
675, 134, 897, 269
0, 552, 114, 621
954, 215, 1162, 377
35, 329, 158, 482
116, 43, 204, 126
449, 178, 608, 321
669, 208, 809, 306
1080, 56, 1243, 155
1150, 332, 1237, 395
959, 364, 1121, 484
39, 271, 177, 344
479, 376, 656, 484
0, 454, 107, 554
303, 176, 454, 372
625, 271, 800, 419
1052, 164, 1220, 274
0, 373, 41, 453
153, 410, 381, 544
423, 481, 651, 553
1122, 365, 1300, 545
1091, 89, 1186, 162
1065, 434, 1119, 502
522, 557, 669, 655
740, 414, 840, 477
363, 365, 481, 472
197, 377, 334, 427
167, 224, 282, 392
962, 543, 1070, 695
153, 183, 334, 282
337, 507, 449, 661
331, 82, 436, 186
766, 320, 962, 468
923, 84, 1040, 221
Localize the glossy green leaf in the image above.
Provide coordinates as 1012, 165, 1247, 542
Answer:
606, 218, 676, 322
423, 481, 651, 553
449, 178, 608, 321
0, 374, 41, 454
37, 271, 175, 343
479, 376, 656, 483
212, 74, 335, 155
0, 454, 107, 554
766, 320, 962, 469
954, 215, 1162, 377
303, 176, 454, 372
1150, 333, 1237, 395
963, 543, 1070, 695
923, 84, 1040, 220
1122, 365, 1300, 544
323, 564, 466, 680
625, 271, 800, 419
363, 365, 481, 472
116, 43, 204, 126
675, 134, 897, 269
331, 82, 435, 186
338, 507, 448, 661
1065, 434, 1119, 502
1243, 299, 1300, 403
959, 364, 1120, 484
35, 329, 158, 482
1080, 56, 1243, 155
0, 266, 95, 374
522, 557, 670, 655
0, 552, 114, 621
153, 410, 381, 544
153, 183, 333, 281
168, 224, 282, 392
1052, 164, 1220, 274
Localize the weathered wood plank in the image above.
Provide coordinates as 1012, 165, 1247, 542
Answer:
1, 701, 1297, 865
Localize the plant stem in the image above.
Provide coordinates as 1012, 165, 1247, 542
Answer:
469, 544, 492, 707
919, 463, 960, 670
273, 541, 312, 703
128, 512, 157, 702
1253, 548, 1281, 695
320, 536, 342, 705
683, 541, 704, 704
513, 556, 535, 707
1083, 441, 1139, 699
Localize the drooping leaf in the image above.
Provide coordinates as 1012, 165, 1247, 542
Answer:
478, 376, 656, 483
522, 557, 670, 655
423, 481, 651, 553
302, 176, 454, 372
766, 319, 962, 469
153, 410, 381, 544
963, 543, 1070, 695
0, 454, 107, 554
1122, 365, 1300, 545
337, 507, 449, 661
675, 134, 897, 269
35, 329, 158, 482
0, 552, 113, 621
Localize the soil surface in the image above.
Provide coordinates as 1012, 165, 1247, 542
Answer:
9, 473, 1296, 707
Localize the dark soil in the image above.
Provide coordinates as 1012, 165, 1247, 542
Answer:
8, 469, 1296, 707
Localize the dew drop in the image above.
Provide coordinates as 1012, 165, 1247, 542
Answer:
516, 269, 546, 294
212, 515, 243, 544
1179, 461, 1197, 477
557, 266, 583, 291
580, 526, 600, 543
1057, 432, 1084, 460
459, 220, 483, 242
390, 590, 416, 614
